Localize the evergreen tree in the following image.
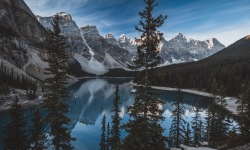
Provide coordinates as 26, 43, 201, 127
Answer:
183, 123, 191, 146
237, 81, 250, 144
191, 103, 203, 147
110, 85, 121, 150
205, 79, 218, 145
30, 107, 47, 150
123, 0, 167, 149
100, 114, 107, 150
3, 96, 29, 150
205, 80, 230, 147
43, 15, 74, 150
227, 126, 241, 148
204, 110, 211, 143
169, 89, 186, 148
215, 85, 229, 145
107, 122, 110, 150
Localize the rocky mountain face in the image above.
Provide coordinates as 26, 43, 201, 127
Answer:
0, 0, 225, 77
37, 12, 131, 75
104, 33, 225, 65
37, 13, 91, 58
0, 0, 46, 42
159, 33, 225, 64
0, 0, 47, 80
80, 25, 131, 65
38, 13, 132, 75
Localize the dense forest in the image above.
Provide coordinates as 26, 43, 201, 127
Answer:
144, 36, 250, 96
0, 61, 37, 99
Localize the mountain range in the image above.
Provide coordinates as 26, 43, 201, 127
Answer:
148, 35, 250, 96
0, 0, 228, 79
104, 32, 225, 65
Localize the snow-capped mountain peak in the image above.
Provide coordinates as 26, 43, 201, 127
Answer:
55, 12, 72, 20
81, 25, 100, 36
104, 33, 115, 39
104, 34, 120, 46
176, 32, 184, 38
118, 34, 129, 43
173, 33, 193, 43
105, 32, 225, 66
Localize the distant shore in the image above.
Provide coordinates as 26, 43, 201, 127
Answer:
150, 85, 238, 115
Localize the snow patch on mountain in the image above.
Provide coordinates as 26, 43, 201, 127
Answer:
103, 53, 129, 70
74, 53, 108, 75
23, 51, 48, 71
80, 30, 95, 56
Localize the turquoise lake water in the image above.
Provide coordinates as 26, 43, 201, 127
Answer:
0, 78, 211, 150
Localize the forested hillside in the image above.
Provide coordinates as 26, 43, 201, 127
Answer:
147, 36, 250, 96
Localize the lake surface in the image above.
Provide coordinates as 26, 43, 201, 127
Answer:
0, 78, 210, 150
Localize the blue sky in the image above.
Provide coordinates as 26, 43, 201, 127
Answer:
24, 0, 250, 46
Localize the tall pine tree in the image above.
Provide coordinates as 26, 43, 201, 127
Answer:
191, 103, 203, 147
205, 79, 218, 145
106, 122, 110, 150
215, 85, 229, 145
123, 0, 167, 149
30, 107, 47, 150
43, 15, 74, 150
169, 89, 186, 148
183, 123, 191, 146
3, 96, 29, 150
100, 114, 107, 150
237, 81, 250, 144
110, 85, 121, 150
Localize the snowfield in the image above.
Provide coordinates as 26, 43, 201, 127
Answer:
74, 53, 108, 75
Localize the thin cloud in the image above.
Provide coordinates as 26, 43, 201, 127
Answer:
24, 0, 248, 46
186, 20, 250, 46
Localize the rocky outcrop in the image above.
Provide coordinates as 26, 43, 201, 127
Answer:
81, 25, 131, 65
0, 0, 47, 79
0, 0, 46, 43
104, 34, 120, 46
37, 12, 91, 58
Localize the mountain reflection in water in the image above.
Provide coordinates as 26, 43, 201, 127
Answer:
0, 78, 210, 150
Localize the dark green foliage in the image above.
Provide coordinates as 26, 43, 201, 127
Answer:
147, 36, 250, 96
227, 127, 242, 148
100, 114, 107, 150
169, 89, 186, 148
43, 15, 74, 150
110, 85, 121, 150
106, 122, 110, 150
0, 61, 36, 100
184, 123, 191, 146
0, 83, 10, 104
237, 81, 250, 144
30, 107, 47, 150
205, 80, 230, 147
191, 103, 203, 147
205, 80, 219, 145
3, 96, 29, 150
123, 0, 167, 149
215, 85, 230, 145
